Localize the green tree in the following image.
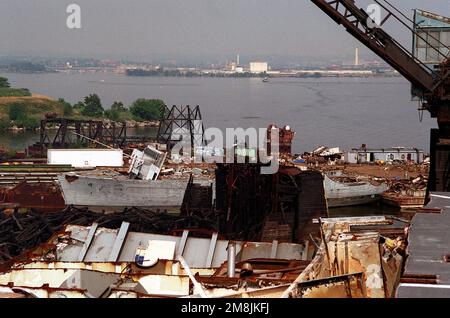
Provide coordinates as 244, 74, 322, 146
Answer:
81, 94, 104, 117
58, 98, 73, 116
73, 101, 85, 110
104, 109, 120, 122
8, 103, 25, 120
0, 77, 10, 88
111, 101, 126, 112
15, 117, 40, 129
0, 118, 10, 130
129, 99, 165, 121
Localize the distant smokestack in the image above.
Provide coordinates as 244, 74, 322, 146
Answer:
237, 54, 240, 66
355, 48, 359, 66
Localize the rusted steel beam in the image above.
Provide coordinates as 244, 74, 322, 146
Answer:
295, 272, 364, 289
415, 207, 443, 214
401, 273, 439, 284
349, 227, 406, 237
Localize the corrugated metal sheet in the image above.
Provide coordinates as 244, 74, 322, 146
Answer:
51, 224, 306, 268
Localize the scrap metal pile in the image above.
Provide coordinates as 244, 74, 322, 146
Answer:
381, 176, 428, 209
387, 175, 428, 194
0, 221, 311, 298
0, 115, 421, 297
0, 214, 410, 298
0, 206, 217, 265
280, 216, 407, 298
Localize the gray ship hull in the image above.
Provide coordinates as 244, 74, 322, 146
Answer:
57, 174, 213, 212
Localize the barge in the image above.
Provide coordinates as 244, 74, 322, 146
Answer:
381, 190, 426, 209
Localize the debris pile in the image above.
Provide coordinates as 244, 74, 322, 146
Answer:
0, 222, 311, 298
381, 175, 427, 209
280, 216, 407, 298
159, 162, 216, 180
0, 115, 430, 297
387, 175, 428, 195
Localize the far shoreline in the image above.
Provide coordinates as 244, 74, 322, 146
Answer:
1, 119, 160, 132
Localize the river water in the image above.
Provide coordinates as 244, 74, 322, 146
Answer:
1, 72, 438, 153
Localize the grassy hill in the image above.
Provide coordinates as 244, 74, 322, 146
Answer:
0, 95, 135, 130
0, 75, 141, 130
0, 95, 65, 129
0, 96, 64, 115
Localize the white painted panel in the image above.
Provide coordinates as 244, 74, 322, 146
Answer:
47, 149, 123, 167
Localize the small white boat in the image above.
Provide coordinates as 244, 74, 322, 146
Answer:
323, 175, 388, 208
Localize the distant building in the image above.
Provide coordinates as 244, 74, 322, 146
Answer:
229, 62, 237, 71
343, 147, 425, 164
249, 62, 268, 73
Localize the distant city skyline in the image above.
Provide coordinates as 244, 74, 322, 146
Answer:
0, 1, 447, 62
0, 50, 388, 70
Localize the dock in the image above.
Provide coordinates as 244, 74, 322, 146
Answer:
397, 192, 450, 297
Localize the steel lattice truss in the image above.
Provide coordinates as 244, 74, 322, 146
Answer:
156, 105, 204, 151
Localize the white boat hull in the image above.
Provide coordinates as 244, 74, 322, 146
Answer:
324, 175, 388, 208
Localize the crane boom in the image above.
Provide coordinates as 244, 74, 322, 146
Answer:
310, 0, 436, 96
310, 0, 450, 192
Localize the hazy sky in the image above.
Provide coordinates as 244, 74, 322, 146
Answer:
0, 0, 448, 61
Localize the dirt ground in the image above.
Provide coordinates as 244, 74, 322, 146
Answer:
158, 161, 429, 181
320, 163, 429, 180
